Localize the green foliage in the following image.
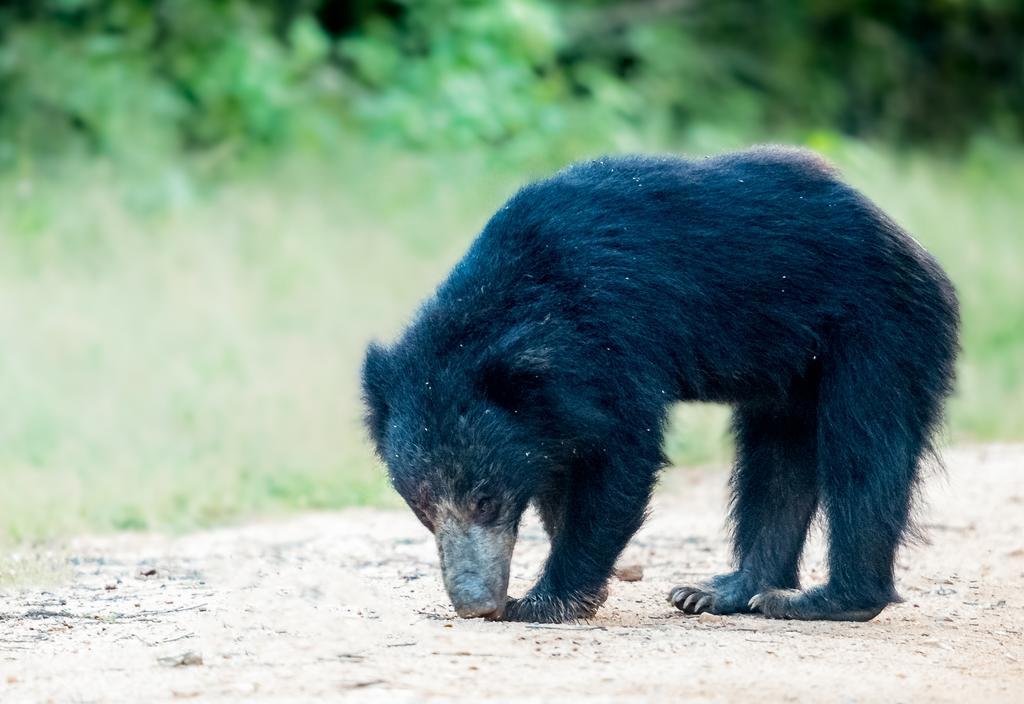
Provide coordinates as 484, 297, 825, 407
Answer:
0, 1, 338, 166
0, 4, 181, 163
340, 0, 570, 147
2, 0, 1022, 168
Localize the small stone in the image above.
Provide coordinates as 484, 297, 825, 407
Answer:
698, 612, 724, 624
614, 565, 644, 582
158, 651, 203, 667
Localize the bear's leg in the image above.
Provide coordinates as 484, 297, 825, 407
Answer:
532, 472, 571, 540
503, 443, 660, 623
671, 402, 818, 615
749, 344, 944, 621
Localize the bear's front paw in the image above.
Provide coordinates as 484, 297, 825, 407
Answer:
502, 587, 608, 623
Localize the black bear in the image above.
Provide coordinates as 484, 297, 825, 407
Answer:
361, 147, 959, 623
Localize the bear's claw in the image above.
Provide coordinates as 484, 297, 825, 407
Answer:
670, 586, 718, 614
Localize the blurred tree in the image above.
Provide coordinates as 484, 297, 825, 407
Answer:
0, 0, 1021, 167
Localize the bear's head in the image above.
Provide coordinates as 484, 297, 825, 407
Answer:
360, 323, 573, 620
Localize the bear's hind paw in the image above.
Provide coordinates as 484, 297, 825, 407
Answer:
669, 573, 757, 616
669, 586, 717, 614
748, 587, 887, 622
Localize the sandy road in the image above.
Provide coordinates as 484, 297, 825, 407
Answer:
1, 445, 1022, 702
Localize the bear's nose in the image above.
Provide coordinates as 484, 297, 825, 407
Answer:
449, 574, 501, 619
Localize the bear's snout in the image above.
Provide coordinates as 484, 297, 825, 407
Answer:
449, 573, 503, 619
435, 516, 514, 620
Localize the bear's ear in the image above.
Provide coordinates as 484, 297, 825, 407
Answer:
361, 342, 393, 454
476, 348, 551, 413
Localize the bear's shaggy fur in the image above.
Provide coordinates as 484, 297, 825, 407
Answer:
362, 147, 959, 622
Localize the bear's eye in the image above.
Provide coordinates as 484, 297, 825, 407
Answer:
472, 496, 499, 524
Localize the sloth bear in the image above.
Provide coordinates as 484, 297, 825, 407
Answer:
361, 147, 959, 623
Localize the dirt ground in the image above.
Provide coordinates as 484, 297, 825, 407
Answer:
1, 445, 1022, 703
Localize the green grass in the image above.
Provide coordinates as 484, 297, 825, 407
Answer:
1, 139, 1021, 543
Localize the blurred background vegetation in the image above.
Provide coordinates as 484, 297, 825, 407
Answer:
1, 0, 1022, 542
